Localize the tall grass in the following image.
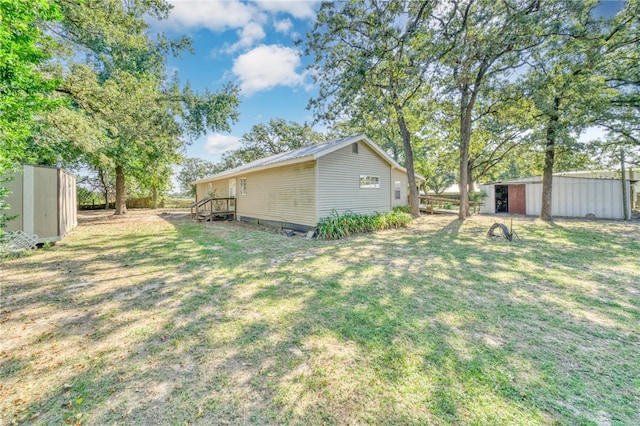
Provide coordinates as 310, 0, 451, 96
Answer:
316, 207, 413, 239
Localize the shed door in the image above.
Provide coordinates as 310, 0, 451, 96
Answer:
508, 184, 526, 214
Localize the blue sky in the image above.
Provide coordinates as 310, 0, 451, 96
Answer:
152, 0, 322, 163
152, 1, 625, 165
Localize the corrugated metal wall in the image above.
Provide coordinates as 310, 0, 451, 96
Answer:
58, 169, 77, 236
479, 184, 495, 214
526, 177, 630, 219
317, 142, 391, 219
482, 177, 631, 219
3, 165, 77, 241
3, 170, 24, 232
34, 166, 58, 238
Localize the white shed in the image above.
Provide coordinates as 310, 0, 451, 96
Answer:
479, 175, 633, 220
3, 164, 77, 243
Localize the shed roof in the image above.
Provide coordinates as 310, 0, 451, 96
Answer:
481, 174, 634, 186
194, 134, 423, 184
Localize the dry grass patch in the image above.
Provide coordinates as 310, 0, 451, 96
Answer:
1, 210, 639, 425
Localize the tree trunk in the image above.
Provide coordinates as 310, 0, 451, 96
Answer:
98, 168, 109, 210
394, 105, 420, 218
459, 90, 472, 220
467, 160, 474, 216
540, 97, 560, 221
114, 165, 127, 215
621, 149, 628, 220
152, 186, 158, 209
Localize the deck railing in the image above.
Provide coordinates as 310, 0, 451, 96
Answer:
190, 197, 236, 222
418, 195, 478, 214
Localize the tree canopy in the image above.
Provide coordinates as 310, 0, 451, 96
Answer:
36, 0, 239, 215
306, 0, 434, 217
219, 118, 325, 168
0, 0, 61, 231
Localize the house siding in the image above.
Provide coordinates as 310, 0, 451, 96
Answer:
237, 161, 316, 226
317, 143, 391, 219
196, 180, 228, 201
391, 169, 409, 208
196, 161, 317, 228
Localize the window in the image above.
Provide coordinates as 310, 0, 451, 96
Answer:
239, 177, 247, 195
352, 142, 358, 153
359, 175, 380, 189
394, 181, 401, 199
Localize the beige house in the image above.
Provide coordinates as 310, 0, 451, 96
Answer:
194, 134, 420, 231
3, 164, 77, 243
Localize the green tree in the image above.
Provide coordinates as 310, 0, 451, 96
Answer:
43, 0, 239, 214
520, 0, 635, 220
226, 118, 325, 166
306, 0, 434, 217
177, 158, 217, 196
0, 0, 60, 232
593, 0, 640, 176
428, 0, 565, 219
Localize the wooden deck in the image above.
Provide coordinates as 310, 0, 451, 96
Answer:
190, 197, 236, 222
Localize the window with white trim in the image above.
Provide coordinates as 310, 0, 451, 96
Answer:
239, 177, 247, 195
394, 181, 401, 199
359, 175, 380, 189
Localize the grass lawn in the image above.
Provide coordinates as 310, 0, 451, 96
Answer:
1, 210, 639, 425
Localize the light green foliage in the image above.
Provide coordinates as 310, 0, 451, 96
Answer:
427, 0, 568, 218
0, 0, 60, 166
177, 158, 217, 196
518, 0, 636, 219
592, 0, 640, 166
218, 118, 325, 170
316, 207, 413, 240
306, 0, 432, 217
0, 0, 61, 231
38, 0, 240, 213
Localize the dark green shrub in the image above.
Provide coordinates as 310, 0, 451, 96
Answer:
316, 209, 413, 240
392, 205, 411, 214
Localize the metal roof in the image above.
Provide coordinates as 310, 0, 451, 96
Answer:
481, 174, 634, 186
194, 134, 422, 184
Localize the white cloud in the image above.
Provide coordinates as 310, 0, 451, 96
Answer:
164, 0, 317, 32
164, 0, 259, 32
225, 22, 266, 52
204, 133, 242, 155
253, 0, 318, 19
232, 44, 304, 95
274, 18, 293, 34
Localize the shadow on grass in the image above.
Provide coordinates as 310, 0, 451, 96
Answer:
1, 214, 639, 424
